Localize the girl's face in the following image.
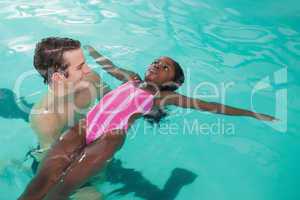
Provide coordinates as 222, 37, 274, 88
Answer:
145, 56, 176, 86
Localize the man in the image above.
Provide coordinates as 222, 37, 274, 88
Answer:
29, 37, 109, 199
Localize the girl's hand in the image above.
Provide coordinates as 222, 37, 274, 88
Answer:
252, 113, 278, 121
84, 45, 96, 53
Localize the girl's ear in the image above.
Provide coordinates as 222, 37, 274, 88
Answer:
163, 81, 181, 87
161, 81, 181, 90
173, 82, 181, 88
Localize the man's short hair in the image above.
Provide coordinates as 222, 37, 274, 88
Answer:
34, 37, 81, 84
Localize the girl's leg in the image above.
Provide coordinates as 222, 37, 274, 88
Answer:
18, 122, 86, 200
44, 131, 125, 200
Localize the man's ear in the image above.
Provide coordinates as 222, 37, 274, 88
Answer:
51, 72, 65, 82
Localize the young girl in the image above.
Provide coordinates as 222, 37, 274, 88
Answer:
19, 46, 275, 200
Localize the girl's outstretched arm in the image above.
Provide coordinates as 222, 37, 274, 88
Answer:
157, 91, 276, 121
85, 45, 141, 82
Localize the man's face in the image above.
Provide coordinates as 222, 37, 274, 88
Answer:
62, 48, 91, 84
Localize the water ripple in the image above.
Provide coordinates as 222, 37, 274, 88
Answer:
181, 0, 212, 9
2, 1, 67, 19
285, 40, 300, 56
203, 23, 277, 43
278, 27, 298, 36
101, 45, 140, 58
1, 1, 103, 24
7, 36, 35, 53
224, 7, 241, 16
62, 15, 100, 24
100, 10, 119, 18
212, 137, 280, 177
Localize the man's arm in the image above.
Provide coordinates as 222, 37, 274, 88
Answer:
30, 112, 63, 150
156, 91, 276, 121
74, 71, 110, 109
85, 45, 141, 82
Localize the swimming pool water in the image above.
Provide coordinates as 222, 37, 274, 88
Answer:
0, 0, 299, 199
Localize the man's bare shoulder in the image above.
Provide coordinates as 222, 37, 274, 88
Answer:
30, 106, 63, 136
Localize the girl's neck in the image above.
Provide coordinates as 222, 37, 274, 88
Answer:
140, 81, 160, 95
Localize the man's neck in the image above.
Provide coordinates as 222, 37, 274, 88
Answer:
49, 82, 74, 98
45, 84, 74, 112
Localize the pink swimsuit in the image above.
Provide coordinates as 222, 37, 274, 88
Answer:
86, 81, 154, 144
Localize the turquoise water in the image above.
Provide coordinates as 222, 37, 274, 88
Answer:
0, 0, 299, 199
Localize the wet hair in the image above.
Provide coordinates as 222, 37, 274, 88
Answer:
144, 59, 185, 124
34, 37, 81, 84
160, 59, 185, 91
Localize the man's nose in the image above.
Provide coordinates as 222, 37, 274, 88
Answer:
82, 65, 91, 74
